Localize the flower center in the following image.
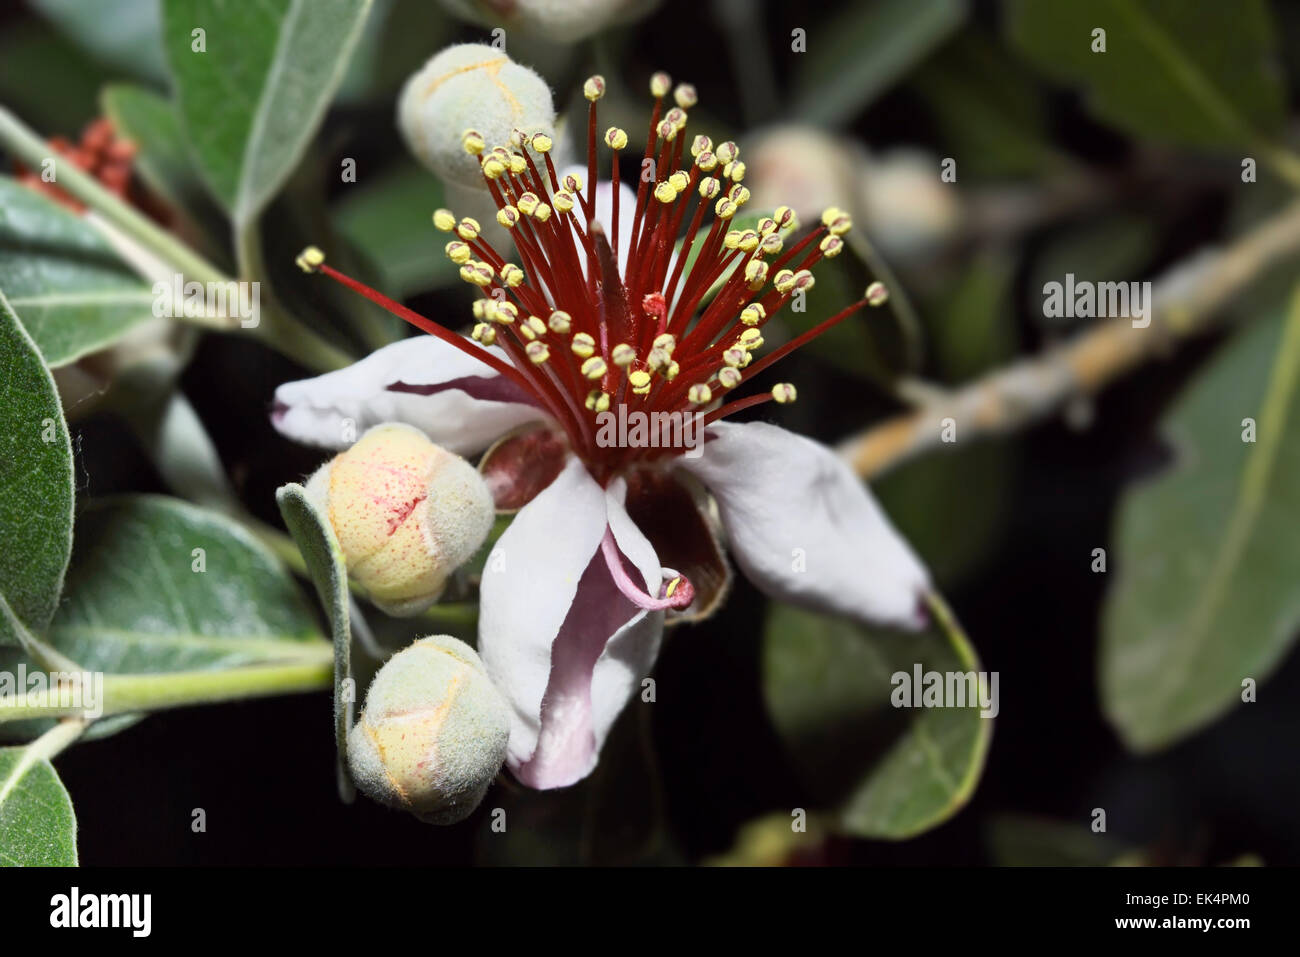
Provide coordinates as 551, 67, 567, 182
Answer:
298, 70, 889, 485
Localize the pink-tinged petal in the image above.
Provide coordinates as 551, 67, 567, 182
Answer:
676, 421, 930, 631
478, 424, 570, 512
479, 467, 665, 789
271, 334, 549, 454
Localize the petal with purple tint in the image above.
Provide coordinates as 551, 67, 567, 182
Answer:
478, 424, 570, 512
676, 421, 931, 631
271, 334, 549, 454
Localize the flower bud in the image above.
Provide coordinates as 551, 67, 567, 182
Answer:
348, 636, 509, 824
436, 0, 661, 44
398, 44, 556, 190
306, 423, 493, 616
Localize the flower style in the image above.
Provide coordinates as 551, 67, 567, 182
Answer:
273, 71, 931, 790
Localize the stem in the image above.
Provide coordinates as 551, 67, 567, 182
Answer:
0, 106, 351, 372
0, 653, 333, 723
840, 198, 1300, 479
23, 717, 90, 762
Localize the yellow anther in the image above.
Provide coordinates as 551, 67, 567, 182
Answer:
531, 132, 553, 153
471, 322, 497, 346
772, 383, 797, 404
611, 343, 637, 366
718, 366, 742, 390
647, 347, 671, 371
457, 217, 481, 241
461, 129, 485, 155
737, 229, 759, 253
715, 198, 737, 220
744, 259, 769, 289
674, 83, 698, 109
445, 240, 471, 264
688, 383, 713, 405
584, 75, 606, 101
654, 181, 678, 203
739, 303, 765, 326
696, 150, 718, 173
581, 356, 608, 380
605, 127, 628, 150
520, 323, 537, 341
739, 328, 763, 350
509, 153, 527, 175
499, 263, 525, 287
496, 205, 520, 228
715, 141, 738, 164
585, 390, 611, 413
548, 310, 572, 334
628, 369, 652, 394
509, 128, 527, 148
493, 300, 518, 323
295, 245, 325, 273
699, 177, 721, 198
553, 190, 576, 213
669, 170, 690, 192
725, 160, 746, 182
525, 315, 547, 337
691, 135, 712, 158
723, 230, 741, 250
650, 72, 672, 98
665, 360, 680, 380
665, 107, 687, 130
533, 202, 552, 222
760, 233, 783, 256
819, 235, 844, 258
774, 205, 797, 231
822, 207, 852, 235
472, 299, 487, 320
773, 269, 796, 294
657, 119, 678, 141
866, 281, 889, 307
481, 156, 507, 179
757, 217, 777, 236
517, 192, 539, 216
460, 264, 489, 287
526, 341, 550, 364
729, 184, 750, 206
793, 270, 815, 292
563, 172, 584, 193
571, 332, 596, 358
432, 209, 457, 232
722, 346, 746, 367
653, 333, 676, 353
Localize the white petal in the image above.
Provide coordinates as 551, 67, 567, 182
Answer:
477, 463, 665, 789
271, 335, 548, 454
558, 165, 638, 279
677, 421, 930, 630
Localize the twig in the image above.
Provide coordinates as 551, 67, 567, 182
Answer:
840, 199, 1300, 478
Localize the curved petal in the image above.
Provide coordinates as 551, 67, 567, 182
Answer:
478, 465, 665, 789
271, 334, 548, 454
677, 421, 930, 630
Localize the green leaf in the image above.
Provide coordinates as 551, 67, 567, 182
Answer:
29, 0, 167, 84
0, 178, 157, 367
100, 83, 216, 228
333, 161, 454, 298
791, 0, 967, 127
1102, 290, 1300, 750
762, 598, 991, 839
276, 483, 353, 797
161, 0, 374, 225
1006, 0, 1285, 149
0, 746, 77, 866
0, 287, 73, 648
44, 496, 325, 672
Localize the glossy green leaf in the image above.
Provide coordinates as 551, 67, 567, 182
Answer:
0, 178, 157, 367
762, 599, 991, 839
1006, 0, 1285, 149
0, 747, 77, 866
44, 496, 325, 672
276, 483, 353, 797
791, 0, 966, 127
0, 287, 74, 648
161, 0, 374, 225
1102, 292, 1300, 750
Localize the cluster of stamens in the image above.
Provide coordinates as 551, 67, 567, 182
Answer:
299, 71, 887, 484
